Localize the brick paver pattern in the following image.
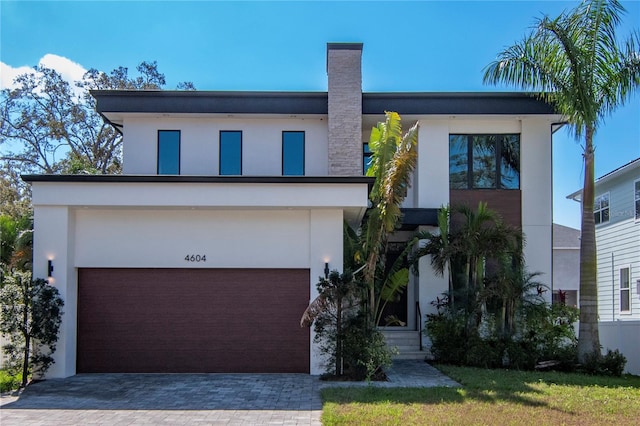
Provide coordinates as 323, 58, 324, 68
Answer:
0, 360, 458, 425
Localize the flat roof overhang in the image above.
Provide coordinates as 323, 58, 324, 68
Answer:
399, 208, 439, 230
23, 175, 375, 227
92, 90, 559, 126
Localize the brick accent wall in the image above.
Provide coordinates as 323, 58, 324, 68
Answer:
450, 189, 523, 228
327, 43, 363, 176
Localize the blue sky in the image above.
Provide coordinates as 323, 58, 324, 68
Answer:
1, 0, 639, 228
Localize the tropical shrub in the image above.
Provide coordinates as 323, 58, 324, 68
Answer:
0, 271, 64, 387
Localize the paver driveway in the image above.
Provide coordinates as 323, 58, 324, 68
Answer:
1, 373, 323, 425
0, 361, 459, 425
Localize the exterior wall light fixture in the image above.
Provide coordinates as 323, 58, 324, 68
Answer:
324, 262, 330, 279
47, 260, 54, 277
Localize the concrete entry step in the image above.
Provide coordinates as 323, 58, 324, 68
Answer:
381, 329, 427, 360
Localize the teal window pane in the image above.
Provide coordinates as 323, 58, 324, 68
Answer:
363, 143, 372, 174
158, 130, 180, 175
500, 135, 520, 189
283, 131, 304, 176
449, 135, 468, 189
220, 131, 242, 175
472, 135, 497, 189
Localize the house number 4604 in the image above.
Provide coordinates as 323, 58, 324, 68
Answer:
185, 254, 206, 262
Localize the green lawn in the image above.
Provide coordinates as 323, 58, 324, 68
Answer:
321, 365, 640, 425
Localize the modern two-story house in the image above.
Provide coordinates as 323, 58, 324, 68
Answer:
24, 43, 561, 377
568, 157, 640, 374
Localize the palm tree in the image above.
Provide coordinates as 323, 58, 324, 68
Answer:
363, 111, 419, 324
483, 0, 640, 362
413, 206, 456, 307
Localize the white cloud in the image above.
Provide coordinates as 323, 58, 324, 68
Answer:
1, 54, 88, 98
0, 62, 36, 90
39, 54, 87, 87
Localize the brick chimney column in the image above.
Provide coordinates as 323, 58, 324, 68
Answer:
327, 43, 363, 176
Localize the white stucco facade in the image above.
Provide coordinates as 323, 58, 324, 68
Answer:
31, 180, 365, 377
123, 116, 329, 176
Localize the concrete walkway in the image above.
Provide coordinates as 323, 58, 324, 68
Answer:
0, 361, 459, 425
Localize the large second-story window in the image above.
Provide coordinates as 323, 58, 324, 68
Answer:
282, 131, 305, 176
219, 131, 242, 175
158, 130, 180, 175
449, 134, 520, 189
594, 193, 609, 225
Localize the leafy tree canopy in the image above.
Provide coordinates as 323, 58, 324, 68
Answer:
0, 60, 196, 177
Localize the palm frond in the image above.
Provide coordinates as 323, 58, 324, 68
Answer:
300, 294, 327, 327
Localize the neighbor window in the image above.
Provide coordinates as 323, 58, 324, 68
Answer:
158, 130, 180, 175
219, 131, 242, 175
363, 143, 373, 174
635, 180, 639, 220
594, 193, 610, 225
282, 131, 304, 175
449, 134, 520, 189
620, 267, 630, 313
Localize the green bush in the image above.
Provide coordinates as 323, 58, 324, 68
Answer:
582, 349, 627, 377
465, 337, 504, 369
425, 310, 467, 365
0, 369, 21, 393
340, 313, 393, 381
425, 298, 580, 372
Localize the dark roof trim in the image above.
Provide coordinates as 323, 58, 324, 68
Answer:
327, 42, 363, 51
93, 90, 558, 116
363, 92, 557, 115
22, 174, 375, 189
91, 90, 329, 115
399, 208, 439, 229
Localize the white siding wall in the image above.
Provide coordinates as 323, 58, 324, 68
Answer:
595, 174, 640, 321
593, 169, 640, 375
122, 116, 328, 176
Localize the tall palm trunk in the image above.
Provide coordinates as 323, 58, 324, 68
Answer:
577, 127, 600, 361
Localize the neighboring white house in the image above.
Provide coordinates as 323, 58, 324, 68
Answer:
552, 223, 580, 308
24, 43, 561, 378
568, 157, 640, 375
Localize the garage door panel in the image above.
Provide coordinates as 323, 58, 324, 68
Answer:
77, 268, 309, 373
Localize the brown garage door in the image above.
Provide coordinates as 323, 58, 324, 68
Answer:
77, 268, 310, 373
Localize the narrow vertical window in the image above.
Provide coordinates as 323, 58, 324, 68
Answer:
472, 135, 497, 189
594, 193, 610, 225
500, 135, 520, 189
449, 135, 469, 189
282, 131, 304, 176
620, 267, 630, 313
363, 143, 372, 174
158, 130, 180, 175
220, 131, 242, 175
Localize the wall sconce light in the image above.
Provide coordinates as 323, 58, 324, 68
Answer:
324, 262, 330, 279
47, 260, 54, 277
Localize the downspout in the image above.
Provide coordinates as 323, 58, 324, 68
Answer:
611, 252, 615, 321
